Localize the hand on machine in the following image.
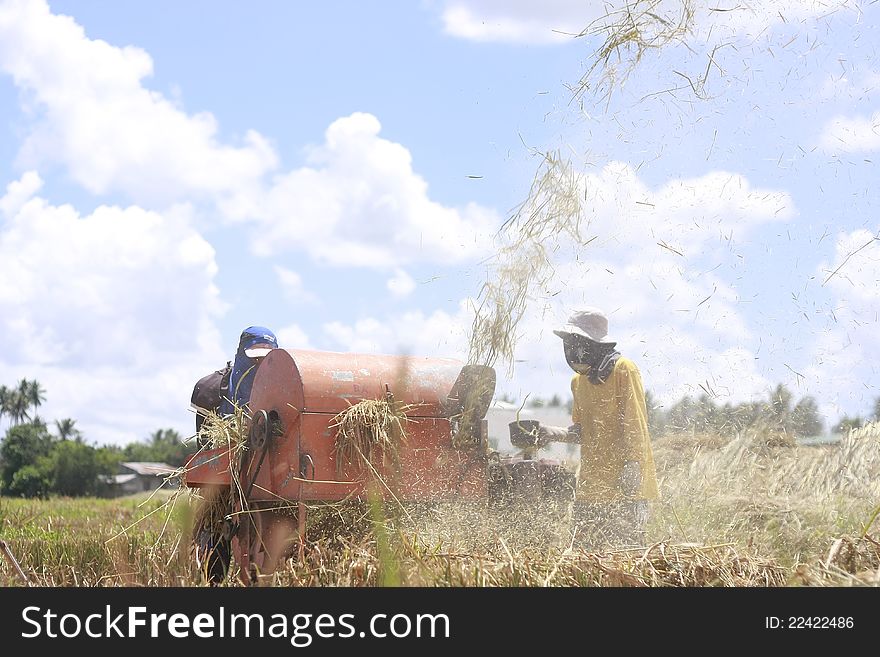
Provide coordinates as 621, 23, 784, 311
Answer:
508, 420, 582, 450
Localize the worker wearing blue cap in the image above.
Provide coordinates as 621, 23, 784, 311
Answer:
219, 326, 279, 417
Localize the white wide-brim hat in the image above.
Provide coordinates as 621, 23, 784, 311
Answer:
552, 307, 614, 343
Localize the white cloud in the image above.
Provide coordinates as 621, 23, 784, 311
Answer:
819, 111, 880, 153
688, 0, 856, 39
0, 0, 277, 204
323, 304, 472, 357
821, 229, 880, 300
571, 163, 793, 262
276, 324, 312, 350
318, 161, 794, 408
235, 113, 500, 268
801, 325, 873, 424
0, 170, 42, 217
818, 70, 880, 102
0, 3, 500, 272
440, 0, 855, 45
521, 163, 792, 405
797, 229, 880, 423
0, 172, 226, 444
442, 0, 587, 44
274, 265, 316, 303
387, 268, 416, 298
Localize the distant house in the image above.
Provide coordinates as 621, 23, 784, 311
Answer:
102, 461, 178, 497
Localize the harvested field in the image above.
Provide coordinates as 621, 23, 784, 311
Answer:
1, 423, 878, 587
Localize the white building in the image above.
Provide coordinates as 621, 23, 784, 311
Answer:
485, 400, 579, 467
102, 461, 177, 497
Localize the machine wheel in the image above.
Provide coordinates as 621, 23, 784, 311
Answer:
233, 504, 299, 585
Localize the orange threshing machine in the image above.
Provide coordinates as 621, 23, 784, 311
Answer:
183, 348, 497, 584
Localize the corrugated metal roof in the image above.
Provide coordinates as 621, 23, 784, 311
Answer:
120, 462, 176, 476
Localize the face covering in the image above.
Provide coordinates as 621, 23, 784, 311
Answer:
563, 335, 621, 384
219, 326, 278, 415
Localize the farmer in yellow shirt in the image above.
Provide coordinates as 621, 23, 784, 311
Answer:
538, 307, 659, 548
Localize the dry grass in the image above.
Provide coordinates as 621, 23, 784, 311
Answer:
467, 151, 586, 379
648, 422, 880, 582
228, 419, 880, 587
257, 537, 787, 587
330, 396, 412, 478
2, 423, 878, 587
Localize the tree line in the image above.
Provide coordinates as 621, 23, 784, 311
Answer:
4, 376, 879, 498
508, 383, 879, 440
645, 384, 880, 439
0, 378, 193, 499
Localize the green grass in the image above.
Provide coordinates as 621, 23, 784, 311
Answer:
0, 491, 194, 586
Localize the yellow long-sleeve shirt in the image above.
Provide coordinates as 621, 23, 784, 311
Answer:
570, 357, 659, 503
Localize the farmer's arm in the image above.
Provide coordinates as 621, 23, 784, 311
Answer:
535, 375, 583, 445
537, 423, 582, 444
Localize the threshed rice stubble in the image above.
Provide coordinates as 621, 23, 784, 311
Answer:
312, 355, 416, 540
325, 385, 486, 551
94, 405, 250, 585
329, 394, 413, 535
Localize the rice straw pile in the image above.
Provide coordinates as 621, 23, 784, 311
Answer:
330, 396, 413, 478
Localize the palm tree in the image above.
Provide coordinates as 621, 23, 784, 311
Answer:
55, 418, 82, 441
25, 379, 46, 417
8, 389, 30, 425
0, 385, 9, 426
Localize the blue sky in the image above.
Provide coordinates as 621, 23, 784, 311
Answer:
0, 0, 878, 445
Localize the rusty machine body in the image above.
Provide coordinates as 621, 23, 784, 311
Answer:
183, 347, 573, 584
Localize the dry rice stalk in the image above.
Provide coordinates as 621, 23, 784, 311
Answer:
465, 6, 701, 380
573, 0, 695, 106
330, 394, 413, 478
791, 534, 880, 586
172, 403, 249, 507
467, 150, 586, 378
108, 402, 254, 566
196, 403, 251, 449
190, 485, 232, 539
0, 539, 30, 585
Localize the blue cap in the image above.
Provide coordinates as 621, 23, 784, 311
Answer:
239, 326, 278, 357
